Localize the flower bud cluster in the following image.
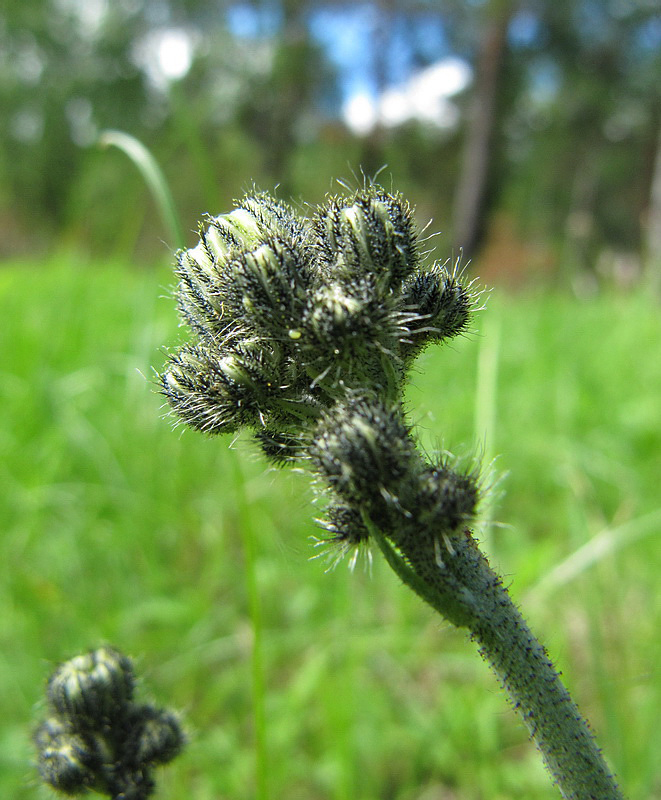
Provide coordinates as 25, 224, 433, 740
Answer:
34, 647, 184, 799
161, 186, 472, 454
160, 184, 479, 564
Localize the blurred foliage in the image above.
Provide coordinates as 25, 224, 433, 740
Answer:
0, 0, 659, 285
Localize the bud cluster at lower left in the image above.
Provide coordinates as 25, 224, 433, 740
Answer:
34, 646, 184, 799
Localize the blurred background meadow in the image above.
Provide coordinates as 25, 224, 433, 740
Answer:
1, 1, 660, 798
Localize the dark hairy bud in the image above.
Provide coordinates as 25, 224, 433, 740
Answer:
34, 717, 98, 796
46, 646, 135, 727
127, 705, 186, 766
161, 343, 288, 434
415, 462, 479, 532
254, 427, 306, 466
314, 502, 372, 570
238, 192, 311, 253
401, 264, 473, 360
300, 280, 401, 371
310, 397, 418, 515
161, 346, 243, 435
175, 195, 312, 342
230, 238, 311, 339
313, 188, 418, 291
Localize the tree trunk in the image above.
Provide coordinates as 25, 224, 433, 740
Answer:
644, 119, 661, 293
452, 3, 514, 257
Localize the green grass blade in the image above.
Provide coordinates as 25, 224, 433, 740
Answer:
98, 129, 186, 250
526, 508, 661, 606
230, 450, 269, 800
473, 308, 501, 554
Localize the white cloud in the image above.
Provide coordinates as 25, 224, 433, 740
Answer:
343, 56, 471, 135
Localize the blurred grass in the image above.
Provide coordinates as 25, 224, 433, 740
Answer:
1, 258, 659, 799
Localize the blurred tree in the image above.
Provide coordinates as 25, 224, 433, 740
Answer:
1, 0, 658, 279
0, 0, 153, 249
497, 0, 661, 280
647, 125, 661, 288
451, 0, 517, 257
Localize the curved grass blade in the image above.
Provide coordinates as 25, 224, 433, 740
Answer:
99, 129, 185, 250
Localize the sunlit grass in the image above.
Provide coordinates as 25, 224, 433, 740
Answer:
1, 260, 659, 799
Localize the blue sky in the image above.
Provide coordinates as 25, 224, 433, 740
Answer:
226, 2, 452, 104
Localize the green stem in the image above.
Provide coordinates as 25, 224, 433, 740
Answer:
365, 516, 624, 800
365, 514, 470, 625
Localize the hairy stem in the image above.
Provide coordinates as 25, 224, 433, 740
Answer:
367, 518, 624, 800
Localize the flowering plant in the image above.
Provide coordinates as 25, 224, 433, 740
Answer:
157, 185, 623, 800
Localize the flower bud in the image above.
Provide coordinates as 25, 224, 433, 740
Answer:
254, 427, 306, 466
198, 194, 308, 267
304, 284, 363, 342
47, 647, 135, 727
310, 398, 418, 515
415, 463, 479, 533
176, 207, 268, 330
161, 343, 287, 434
231, 239, 310, 338
401, 265, 472, 358
239, 193, 311, 251
302, 282, 400, 363
204, 207, 264, 260
315, 189, 418, 290
175, 195, 311, 342
175, 247, 232, 342
161, 346, 237, 435
34, 717, 97, 796
314, 502, 371, 569
127, 705, 186, 766
36, 648, 185, 800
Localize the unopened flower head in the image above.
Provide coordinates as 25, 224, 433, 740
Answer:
313, 187, 418, 291
162, 343, 286, 435
34, 717, 97, 796
415, 461, 480, 533
400, 262, 473, 360
310, 396, 417, 506
126, 705, 186, 767
299, 280, 404, 388
159, 184, 481, 563
47, 646, 134, 726
176, 193, 311, 342
314, 502, 372, 571
230, 238, 311, 340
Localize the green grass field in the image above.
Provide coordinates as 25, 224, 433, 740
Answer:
1, 259, 659, 799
